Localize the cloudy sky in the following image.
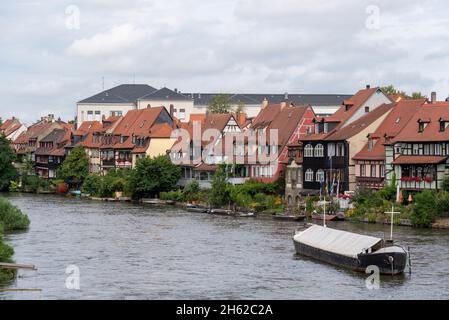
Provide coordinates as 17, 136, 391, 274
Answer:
1, 0, 449, 124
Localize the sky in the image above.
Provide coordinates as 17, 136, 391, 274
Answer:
1, 0, 449, 124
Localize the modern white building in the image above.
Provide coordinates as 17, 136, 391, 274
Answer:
76, 84, 352, 127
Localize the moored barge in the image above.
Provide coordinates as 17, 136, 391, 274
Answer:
293, 224, 408, 275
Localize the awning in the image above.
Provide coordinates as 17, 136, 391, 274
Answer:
392, 155, 447, 165
294, 225, 382, 258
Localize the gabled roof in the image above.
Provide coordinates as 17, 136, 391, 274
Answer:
74, 121, 102, 136
139, 87, 190, 101
391, 102, 449, 142
325, 87, 386, 125
353, 99, 425, 161
266, 105, 310, 147
113, 107, 168, 137
78, 84, 157, 104
251, 104, 283, 129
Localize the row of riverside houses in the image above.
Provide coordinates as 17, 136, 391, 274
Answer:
169, 102, 315, 188
285, 87, 449, 206
10, 107, 178, 179
76, 84, 350, 127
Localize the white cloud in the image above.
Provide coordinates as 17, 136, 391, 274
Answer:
67, 24, 146, 57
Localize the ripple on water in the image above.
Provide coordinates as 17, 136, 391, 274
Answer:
1, 193, 449, 299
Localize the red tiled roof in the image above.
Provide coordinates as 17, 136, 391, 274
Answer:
113, 107, 166, 136
149, 123, 174, 138
391, 102, 449, 142
189, 114, 206, 123
326, 103, 394, 141
392, 155, 447, 165
353, 99, 425, 161
74, 121, 102, 136
251, 104, 283, 129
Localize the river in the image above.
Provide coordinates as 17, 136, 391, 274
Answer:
1, 193, 449, 300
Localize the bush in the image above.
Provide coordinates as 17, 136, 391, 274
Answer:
0, 226, 15, 282
0, 196, 30, 231
160, 190, 184, 202
22, 174, 50, 193
410, 190, 438, 228
436, 191, 449, 217
81, 174, 103, 197
182, 181, 201, 203
441, 176, 449, 192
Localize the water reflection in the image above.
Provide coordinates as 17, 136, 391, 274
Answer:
0, 193, 448, 300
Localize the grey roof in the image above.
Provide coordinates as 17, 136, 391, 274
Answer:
40, 128, 68, 143
78, 84, 157, 104
138, 87, 191, 101
184, 93, 352, 107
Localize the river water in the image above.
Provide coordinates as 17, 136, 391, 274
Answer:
1, 193, 449, 300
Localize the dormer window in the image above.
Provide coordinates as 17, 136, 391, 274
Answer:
440, 121, 445, 132
365, 106, 370, 113
368, 139, 377, 151
418, 119, 430, 133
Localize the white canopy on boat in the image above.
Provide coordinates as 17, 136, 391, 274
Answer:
294, 225, 382, 258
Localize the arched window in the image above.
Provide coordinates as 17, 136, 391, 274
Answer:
305, 169, 314, 182
314, 144, 324, 157
304, 144, 314, 157
316, 169, 325, 183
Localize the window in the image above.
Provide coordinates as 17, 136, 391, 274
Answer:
314, 144, 324, 157
95, 111, 101, 121
314, 124, 319, 134
371, 165, 376, 177
336, 143, 345, 157
316, 169, 325, 182
305, 169, 314, 182
365, 106, 370, 113
440, 121, 446, 132
110, 111, 123, 117
413, 144, 419, 155
304, 144, 314, 157
327, 143, 335, 157
424, 144, 430, 155
179, 109, 186, 120
435, 144, 442, 155
380, 165, 385, 177
324, 123, 329, 133
361, 165, 366, 177
87, 111, 93, 121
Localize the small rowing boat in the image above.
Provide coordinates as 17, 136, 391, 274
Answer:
272, 213, 305, 222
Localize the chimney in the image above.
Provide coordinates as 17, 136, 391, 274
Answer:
431, 91, 437, 104
446, 96, 449, 102
262, 98, 269, 109
147, 104, 151, 109
281, 101, 287, 110
174, 88, 178, 93
366, 84, 371, 89
284, 92, 289, 100
169, 104, 175, 116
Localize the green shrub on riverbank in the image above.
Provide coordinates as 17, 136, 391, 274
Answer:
0, 135, 18, 192
0, 197, 29, 283
82, 169, 132, 198
0, 196, 30, 231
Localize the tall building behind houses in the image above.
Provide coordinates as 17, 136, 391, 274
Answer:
76, 84, 351, 127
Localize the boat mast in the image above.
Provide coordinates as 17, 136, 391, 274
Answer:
385, 205, 400, 241
323, 193, 327, 228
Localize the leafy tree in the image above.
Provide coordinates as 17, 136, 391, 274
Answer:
210, 164, 231, 206
128, 155, 181, 199
57, 146, 89, 188
410, 190, 438, 228
381, 85, 407, 97
0, 135, 18, 191
0, 196, 30, 231
411, 92, 426, 99
207, 95, 233, 114
234, 103, 246, 114
182, 180, 201, 203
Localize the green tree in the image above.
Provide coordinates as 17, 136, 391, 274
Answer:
182, 180, 201, 203
442, 176, 449, 192
234, 102, 246, 114
0, 135, 18, 191
410, 92, 425, 99
128, 155, 181, 199
207, 95, 233, 114
210, 164, 231, 206
381, 85, 407, 97
411, 190, 438, 228
57, 146, 89, 188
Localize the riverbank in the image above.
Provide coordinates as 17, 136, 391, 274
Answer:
0, 196, 30, 283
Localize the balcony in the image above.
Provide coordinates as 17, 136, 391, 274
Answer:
399, 177, 437, 190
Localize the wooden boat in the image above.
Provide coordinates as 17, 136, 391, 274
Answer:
272, 213, 306, 221
293, 224, 408, 275
237, 212, 256, 218
311, 214, 338, 222
209, 208, 234, 216
185, 206, 210, 213
141, 199, 164, 205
